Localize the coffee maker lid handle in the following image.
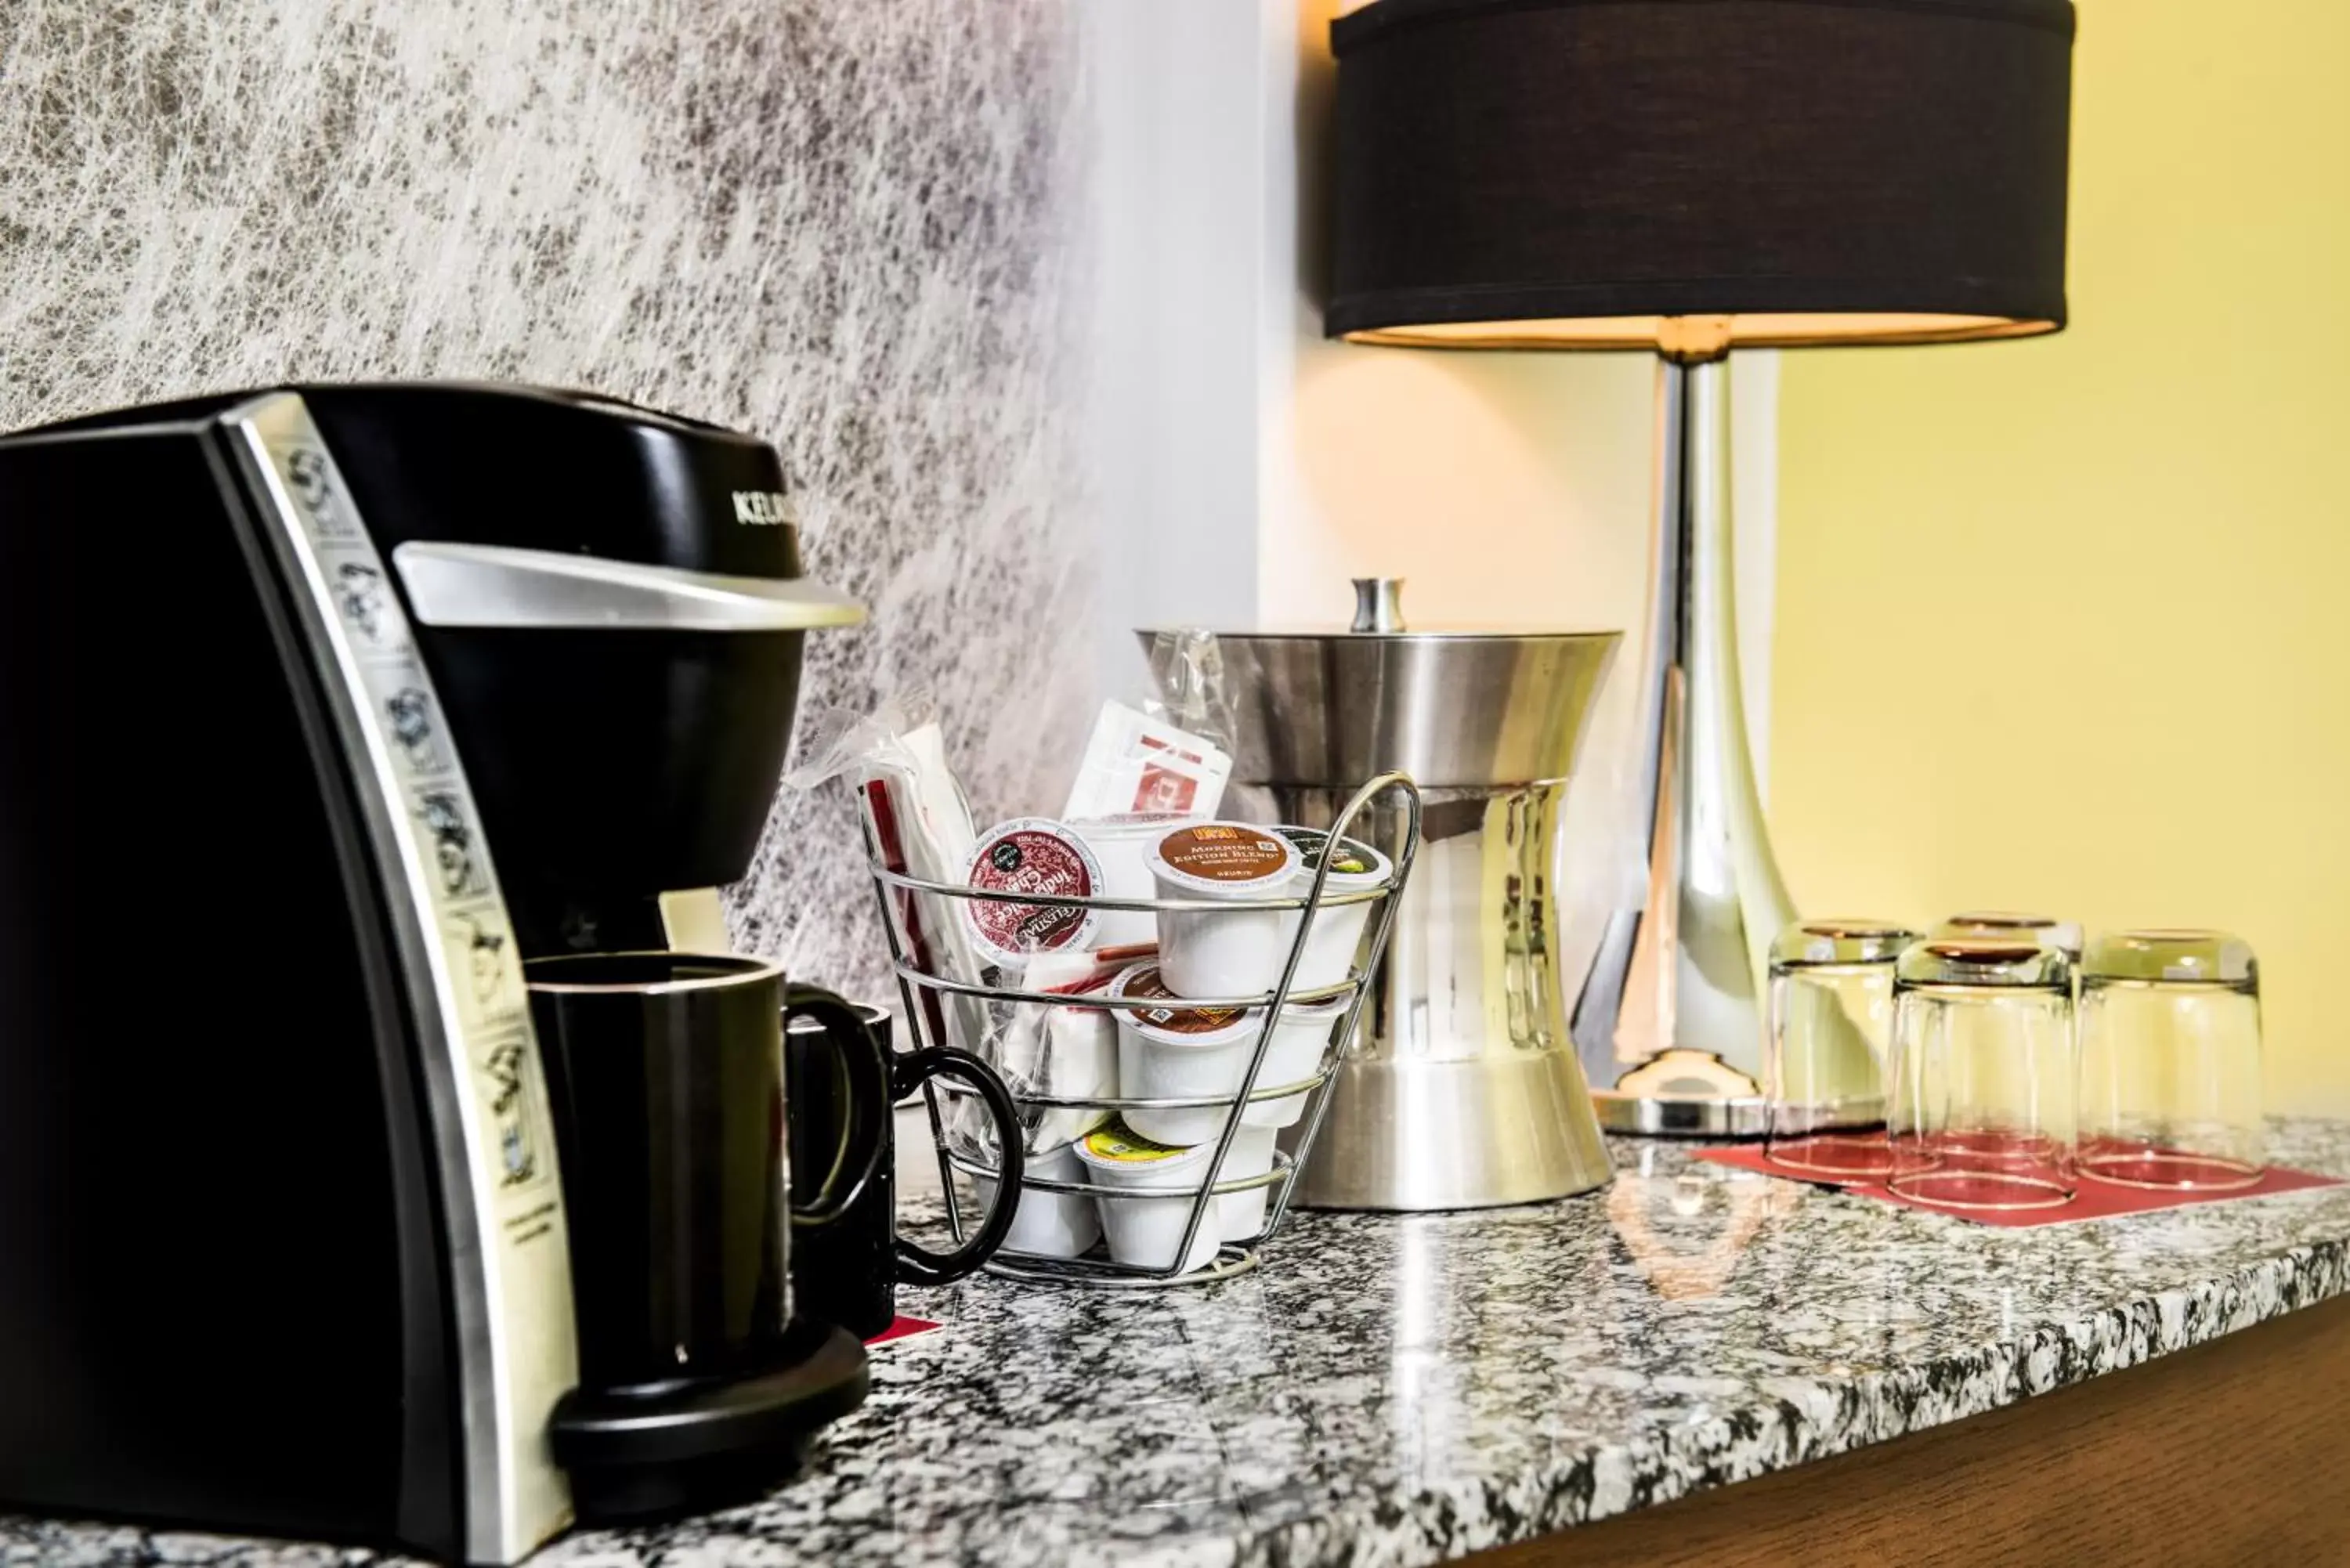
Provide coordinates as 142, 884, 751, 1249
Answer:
391, 540, 866, 632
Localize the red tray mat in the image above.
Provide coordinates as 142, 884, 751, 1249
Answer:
867, 1314, 943, 1346
1696, 1139, 2341, 1228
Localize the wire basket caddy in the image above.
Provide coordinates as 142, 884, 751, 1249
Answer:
857, 771, 1423, 1287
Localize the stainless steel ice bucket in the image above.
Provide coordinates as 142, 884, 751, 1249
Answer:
1140, 591, 1620, 1209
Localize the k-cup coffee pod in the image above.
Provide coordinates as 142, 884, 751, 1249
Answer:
964, 818, 1105, 967
1111, 963, 1338, 1143
1274, 826, 1394, 992
1145, 822, 1303, 998
992, 947, 1123, 1152
1213, 1122, 1282, 1243
974, 1140, 1101, 1260
1075, 1122, 1223, 1276
1068, 811, 1189, 948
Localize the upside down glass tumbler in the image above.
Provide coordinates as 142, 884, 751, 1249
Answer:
2077, 930, 2263, 1190
1888, 940, 2077, 1211
1934, 911, 2083, 963
1764, 920, 1919, 1178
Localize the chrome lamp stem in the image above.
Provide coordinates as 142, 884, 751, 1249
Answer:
1574, 355, 1798, 1137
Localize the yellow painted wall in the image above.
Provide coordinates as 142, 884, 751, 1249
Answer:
1773, 0, 2350, 1111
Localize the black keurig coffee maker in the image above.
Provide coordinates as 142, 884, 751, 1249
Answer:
0, 384, 891, 1561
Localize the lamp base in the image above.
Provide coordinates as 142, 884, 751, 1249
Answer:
1592, 1091, 1888, 1140
1588, 1049, 1765, 1137
1593, 1090, 1769, 1139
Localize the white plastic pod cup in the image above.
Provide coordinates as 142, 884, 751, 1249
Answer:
1213, 1122, 1281, 1241
996, 949, 1122, 1152
1250, 998, 1346, 1127
1033, 1003, 1118, 1151
1274, 827, 1394, 992
973, 1138, 1101, 1259
1146, 822, 1303, 998
1068, 812, 1189, 948
1075, 1125, 1224, 1274
1111, 963, 1340, 1143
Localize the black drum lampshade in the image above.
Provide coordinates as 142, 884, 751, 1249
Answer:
1325, 0, 2077, 355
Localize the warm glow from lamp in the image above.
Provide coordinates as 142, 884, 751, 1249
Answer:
1345, 313, 2058, 356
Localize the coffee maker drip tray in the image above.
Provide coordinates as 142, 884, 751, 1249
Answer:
548, 1320, 869, 1524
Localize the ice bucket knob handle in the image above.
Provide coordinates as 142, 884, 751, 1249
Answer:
1350, 577, 1406, 634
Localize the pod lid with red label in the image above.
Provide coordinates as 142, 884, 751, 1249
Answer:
1145, 821, 1300, 900
963, 818, 1104, 965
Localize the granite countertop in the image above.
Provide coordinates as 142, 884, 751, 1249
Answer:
12, 1121, 2350, 1568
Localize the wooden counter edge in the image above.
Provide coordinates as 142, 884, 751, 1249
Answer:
1473, 1290, 2350, 1567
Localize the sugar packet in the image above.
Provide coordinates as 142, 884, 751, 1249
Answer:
1060, 699, 1231, 822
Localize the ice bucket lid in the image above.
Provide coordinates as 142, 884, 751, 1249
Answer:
1137, 580, 1620, 789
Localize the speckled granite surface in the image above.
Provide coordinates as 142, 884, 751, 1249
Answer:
9, 1122, 2349, 1568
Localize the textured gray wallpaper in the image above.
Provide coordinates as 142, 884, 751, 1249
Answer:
0, 0, 1095, 996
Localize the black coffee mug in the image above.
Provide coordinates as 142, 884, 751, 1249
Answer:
784, 993, 1025, 1339
525, 953, 893, 1389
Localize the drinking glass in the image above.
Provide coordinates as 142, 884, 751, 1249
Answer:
1763, 919, 1918, 1177
1888, 940, 2077, 1210
2077, 930, 2263, 1189
1934, 910, 2083, 962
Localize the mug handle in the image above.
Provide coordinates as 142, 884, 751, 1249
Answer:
783, 984, 895, 1229
892, 1047, 1025, 1284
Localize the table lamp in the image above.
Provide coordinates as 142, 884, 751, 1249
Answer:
1325, 0, 2076, 1135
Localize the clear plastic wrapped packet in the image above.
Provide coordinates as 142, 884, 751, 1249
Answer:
1061, 699, 1231, 821
784, 690, 989, 1053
